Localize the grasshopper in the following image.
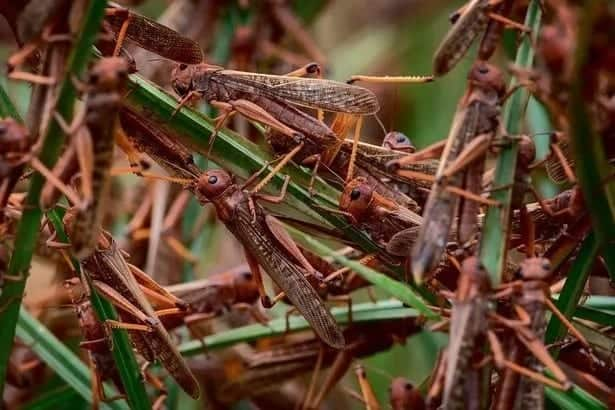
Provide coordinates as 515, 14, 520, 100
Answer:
491, 256, 587, 410
338, 176, 422, 259
171, 63, 379, 144
163, 265, 267, 332
74, 230, 201, 399
427, 256, 492, 410
193, 168, 345, 348
171, 63, 379, 190
44, 57, 129, 260
64, 278, 126, 406
392, 61, 506, 282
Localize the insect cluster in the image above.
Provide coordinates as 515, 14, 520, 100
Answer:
0, 0, 614, 409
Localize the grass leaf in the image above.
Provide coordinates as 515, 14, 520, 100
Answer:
179, 300, 418, 356
479, 0, 542, 285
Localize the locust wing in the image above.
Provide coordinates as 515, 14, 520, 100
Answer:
214, 70, 380, 115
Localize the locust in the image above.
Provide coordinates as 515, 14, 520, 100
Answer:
74, 229, 201, 399
491, 256, 588, 410
433, 0, 529, 76
193, 168, 345, 349
211, 317, 420, 408
392, 61, 506, 282
426, 256, 492, 410
326, 136, 437, 210
64, 278, 126, 406
163, 264, 267, 332
171, 63, 379, 189
171, 63, 379, 143
43, 57, 129, 260
4, 1, 202, 84
338, 176, 422, 260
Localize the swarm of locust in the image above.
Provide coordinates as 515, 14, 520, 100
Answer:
1, 0, 614, 409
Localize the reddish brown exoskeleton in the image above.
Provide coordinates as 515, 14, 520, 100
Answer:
163, 265, 267, 332
194, 169, 344, 349
390, 378, 426, 410
338, 176, 422, 259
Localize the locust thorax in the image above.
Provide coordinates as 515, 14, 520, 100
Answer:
519, 257, 551, 281
171, 63, 196, 97
88, 57, 129, 92
457, 256, 491, 301
517, 135, 536, 171
195, 169, 234, 201
382, 131, 415, 153
339, 177, 375, 222
0, 118, 30, 172
467, 60, 506, 99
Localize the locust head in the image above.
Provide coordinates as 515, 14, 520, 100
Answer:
0, 118, 30, 176
88, 57, 129, 93
339, 177, 374, 224
196, 169, 234, 202
172, 63, 196, 97
382, 131, 415, 153
519, 257, 552, 281
467, 60, 505, 99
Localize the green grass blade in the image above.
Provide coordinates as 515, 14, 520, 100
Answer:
479, 0, 542, 285
0, 0, 108, 393
545, 233, 598, 345
577, 296, 615, 311
22, 386, 84, 410
16, 309, 128, 410
0, 84, 22, 121
46, 210, 151, 410
573, 306, 615, 327
179, 300, 418, 356
546, 383, 607, 410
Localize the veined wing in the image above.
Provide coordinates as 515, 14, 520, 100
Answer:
214, 70, 380, 115
106, 3, 203, 64
96, 241, 201, 398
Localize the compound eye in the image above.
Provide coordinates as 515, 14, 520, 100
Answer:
208, 175, 218, 185
397, 135, 406, 143
350, 188, 361, 200
179, 63, 188, 70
